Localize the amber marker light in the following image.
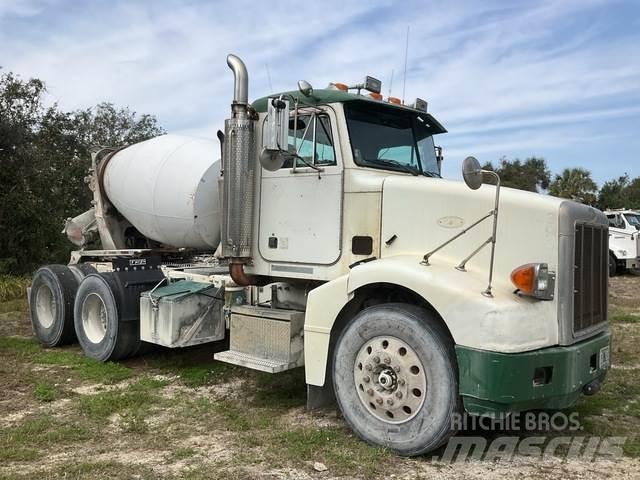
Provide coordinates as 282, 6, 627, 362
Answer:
388, 96, 401, 104
510, 263, 555, 300
333, 82, 348, 91
369, 92, 383, 100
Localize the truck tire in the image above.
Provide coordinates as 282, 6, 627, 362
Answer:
68, 263, 97, 283
74, 274, 140, 362
332, 303, 459, 456
29, 265, 78, 347
609, 253, 617, 277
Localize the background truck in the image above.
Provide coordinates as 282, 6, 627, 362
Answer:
29, 54, 611, 456
605, 208, 640, 276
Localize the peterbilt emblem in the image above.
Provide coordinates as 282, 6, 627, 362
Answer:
437, 216, 464, 229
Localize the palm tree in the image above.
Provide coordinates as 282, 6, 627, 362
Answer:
549, 168, 598, 205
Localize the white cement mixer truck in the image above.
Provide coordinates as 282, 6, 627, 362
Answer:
29, 54, 611, 456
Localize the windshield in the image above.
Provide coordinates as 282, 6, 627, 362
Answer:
624, 213, 640, 228
345, 102, 441, 177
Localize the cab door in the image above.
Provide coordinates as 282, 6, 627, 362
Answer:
258, 107, 343, 265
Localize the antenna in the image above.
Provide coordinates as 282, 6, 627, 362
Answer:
265, 63, 273, 92
402, 25, 410, 104
388, 69, 394, 98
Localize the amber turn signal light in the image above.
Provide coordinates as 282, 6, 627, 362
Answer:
510, 263, 555, 300
511, 264, 537, 295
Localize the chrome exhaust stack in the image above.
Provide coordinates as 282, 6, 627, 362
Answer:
227, 54, 249, 106
221, 54, 257, 285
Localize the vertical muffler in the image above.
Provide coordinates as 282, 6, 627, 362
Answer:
221, 54, 257, 285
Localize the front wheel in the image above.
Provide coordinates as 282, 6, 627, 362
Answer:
332, 303, 459, 456
608, 253, 617, 277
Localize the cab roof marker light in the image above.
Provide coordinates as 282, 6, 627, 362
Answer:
329, 82, 348, 91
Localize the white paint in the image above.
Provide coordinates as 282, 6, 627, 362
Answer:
259, 165, 343, 264
303, 171, 570, 386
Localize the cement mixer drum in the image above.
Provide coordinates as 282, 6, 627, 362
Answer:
102, 134, 220, 249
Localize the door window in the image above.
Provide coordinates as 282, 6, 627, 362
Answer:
284, 113, 336, 168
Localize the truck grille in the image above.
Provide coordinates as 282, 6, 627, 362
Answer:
573, 223, 608, 334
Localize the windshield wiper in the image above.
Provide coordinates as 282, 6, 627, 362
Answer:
421, 170, 441, 178
365, 158, 419, 176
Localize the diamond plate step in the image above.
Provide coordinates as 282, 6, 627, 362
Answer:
214, 350, 301, 373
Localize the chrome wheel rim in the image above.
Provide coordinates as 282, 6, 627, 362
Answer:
35, 285, 56, 328
354, 335, 427, 424
82, 293, 108, 343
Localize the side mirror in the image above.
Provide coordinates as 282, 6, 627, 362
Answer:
297, 80, 313, 97
260, 97, 290, 171
263, 97, 289, 151
462, 156, 483, 190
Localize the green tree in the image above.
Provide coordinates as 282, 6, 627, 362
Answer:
0, 72, 165, 274
624, 177, 640, 210
548, 168, 598, 205
597, 174, 629, 210
482, 156, 551, 192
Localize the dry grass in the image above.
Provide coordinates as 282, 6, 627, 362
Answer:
0, 275, 30, 302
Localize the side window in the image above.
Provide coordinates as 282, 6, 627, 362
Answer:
376, 145, 418, 166
285, 113, 336, 168
608, 215, 625, 229
315, 115, 336, 166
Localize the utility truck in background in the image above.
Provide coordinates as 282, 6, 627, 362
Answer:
29, 54, 611, 456
604, 209, 640, 276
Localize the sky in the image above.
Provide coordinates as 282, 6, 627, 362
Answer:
1, 0, 639, 185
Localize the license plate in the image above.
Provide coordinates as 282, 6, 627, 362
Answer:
599, 346, 610, 369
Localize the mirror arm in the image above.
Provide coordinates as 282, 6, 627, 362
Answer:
292, 111, 313, 174
456, 236, 493, 271
482, 171, 501, 297
421, 211, 493, 266
293, 98, 299, 154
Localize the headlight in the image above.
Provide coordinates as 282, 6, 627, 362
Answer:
510, 263, 555, 300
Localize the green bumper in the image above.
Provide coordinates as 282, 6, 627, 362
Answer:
456, 331, 611, 416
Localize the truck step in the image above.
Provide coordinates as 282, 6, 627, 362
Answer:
217, 304, 305, 373
214, 350, 300, 373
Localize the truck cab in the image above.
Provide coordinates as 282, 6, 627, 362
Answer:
605, 209, 640, 275
28, 54, 611, 457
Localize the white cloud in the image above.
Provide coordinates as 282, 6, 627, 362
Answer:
1, 0, 639, 182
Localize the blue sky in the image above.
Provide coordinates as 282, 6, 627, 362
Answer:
1, 0, 639, 185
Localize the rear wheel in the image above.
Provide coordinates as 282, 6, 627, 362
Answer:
332, 303, 459, 456
68, 263, 97, 283
74, 274, 140, 362
29, 265, 78, 346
